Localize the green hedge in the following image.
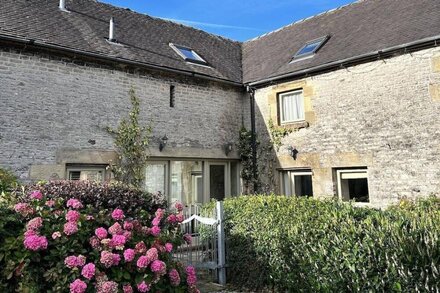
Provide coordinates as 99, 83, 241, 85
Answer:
203, 195, 440, 292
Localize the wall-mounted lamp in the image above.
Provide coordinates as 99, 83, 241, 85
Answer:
287, 146, 299, 160
88, 139, 96, 145
159, 135, 168, 152
223, 142, 233, 156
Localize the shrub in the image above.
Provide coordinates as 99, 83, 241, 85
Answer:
0, 167, 19, 195
203, 195, 440, 292
14, 181, 166, 218
2, 184, 199, 292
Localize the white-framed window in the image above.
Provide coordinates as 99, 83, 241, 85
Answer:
66, 165, 107, 182
280, 169, 313, 197
279, 90, 305, 124
336, 168, 369, 203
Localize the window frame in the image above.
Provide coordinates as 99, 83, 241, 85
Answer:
169, 43, 208, 65
66, 164, 107, 182
291, 35, 329, 62
278, 89, 306, 125
280, 169, 313, 197
336, 168, 369, 202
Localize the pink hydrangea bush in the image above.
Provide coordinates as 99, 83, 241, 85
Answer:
13, 190, 197, 292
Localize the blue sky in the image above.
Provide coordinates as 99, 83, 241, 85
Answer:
100, 0, 356, 41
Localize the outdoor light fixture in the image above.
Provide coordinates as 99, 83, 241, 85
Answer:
88, 139, 96, 145
223, 142, 233, 156
288, 146, 299, 160
159, 135, 168, 152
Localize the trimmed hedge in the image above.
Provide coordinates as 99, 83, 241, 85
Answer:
13, 181, 166, 218
204, 195, 440, 292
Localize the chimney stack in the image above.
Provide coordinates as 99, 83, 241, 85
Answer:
109, 17, 115, 42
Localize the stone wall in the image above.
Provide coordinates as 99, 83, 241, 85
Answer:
253, 47, 440, 206
0, 47, 245, 181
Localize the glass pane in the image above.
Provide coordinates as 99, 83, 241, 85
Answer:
170, 161, 203, 205
210, 165, 225, 201
297, 41, 321, 56
177, 47, 203, 62
293, 175, 313, 197
347, 178, 369, 202
81, 170, 103, 182
231, 162, 240, 196
145, 163, 166, 195
283, 172, 291, 196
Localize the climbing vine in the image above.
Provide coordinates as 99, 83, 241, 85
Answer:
237, 126, 259, 194
268, 118, 293, 151
107, 88, 152, 189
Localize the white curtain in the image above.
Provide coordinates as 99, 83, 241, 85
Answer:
281, 91, 304, 122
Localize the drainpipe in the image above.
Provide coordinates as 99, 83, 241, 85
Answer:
247, 86, 258, 193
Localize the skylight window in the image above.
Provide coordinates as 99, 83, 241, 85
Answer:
292, 36, 329, 61
169, 43, 207, 65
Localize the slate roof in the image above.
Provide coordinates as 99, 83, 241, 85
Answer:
1, 0, 439, 85
242, 0, 440, 83
0, 0, 243, 83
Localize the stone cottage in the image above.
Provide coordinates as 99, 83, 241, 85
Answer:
0, 0, 439, 207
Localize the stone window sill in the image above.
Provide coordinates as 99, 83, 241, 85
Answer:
279, 120, 309, 130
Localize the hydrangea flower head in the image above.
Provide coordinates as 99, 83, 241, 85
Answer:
95, 227, 108, 239
169, 268, 181, 286
30, 190, 43, 200
70, 279, 87, 293
66, 198, 83, 209
64, 222, 78, 235
137, 281, 150, 293
111, 208, 125, 221
81, 263, 96, 280
66, 210, 81, 222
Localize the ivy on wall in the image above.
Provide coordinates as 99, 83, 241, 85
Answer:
268, 118, 293, 151
107, 88, 152, 189
237, 126, 259, 194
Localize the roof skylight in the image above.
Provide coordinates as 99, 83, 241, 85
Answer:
170, 43, 207, 65
292, 36, 329, 61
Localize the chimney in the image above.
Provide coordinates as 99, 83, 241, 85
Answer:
59, 0, 68, 11
109, 17, 115, 42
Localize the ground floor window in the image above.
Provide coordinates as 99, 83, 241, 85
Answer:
336, 168, 369, 202
280, 169, 313, 197
145, 159, 240, 205
66, 164, 107, 182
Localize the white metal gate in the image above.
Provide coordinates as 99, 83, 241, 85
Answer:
174, 201, 226, 285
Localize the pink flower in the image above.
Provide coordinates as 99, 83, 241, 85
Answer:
151, 226, 161, 237
30, 190, 43, 200
176, 213, 184, 223
123, 231, 132, 241
183, 234, 192, 244
169, 269, 181, 286
146, 247, 158, 262
89, 236, 100, 249
155, 208, 164, 219
110, 235, 126, 249
99, 281, 118, 293
65, 256, 78, 268
66, 198, 83, 209
45, 200, 55, 207
109, 222, 122, 235
165, 243, 173, 253
150, 260, 166, 275
137, 256, 150, 268
52, 231, 62, 239
26, 217, 43, 231
70, 279, 87, 293
14, 203, 34, 216
100, 251, 115, 268
186, 266, 197, 286
123, 249, 135, 262
66, 210, 81, 222
152, 217, 162, 226
76, 255, 86, 267
175, 202, 184, 212
64, 222, 78, 235
24, 229, 37, 237
167, 214, 177, 224
135, 242, 147, 254
23, 235, 48, 251
137, 281, 150, 292
95, 227, 108, 239
112, 253, 121, 266
123, 221, 133, 231
81, 263, 95, 280
111, 209, 125, 221
123, 284, 133, 293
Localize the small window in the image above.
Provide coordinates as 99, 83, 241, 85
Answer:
292, 36, 329, 61
278, 90, 305, 124
169, 43, 207, 65
170, 85, 175, 107
336, 168, 369, 203
281, 169, 313, 197
66, 165, 107, 182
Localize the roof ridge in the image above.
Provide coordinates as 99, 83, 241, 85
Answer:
94, 0, 241, 44
244, 0, 364, 43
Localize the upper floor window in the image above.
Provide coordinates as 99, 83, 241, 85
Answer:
291, 36, 329, 61
279, 90, 305, 124
169, 43, 207, 65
